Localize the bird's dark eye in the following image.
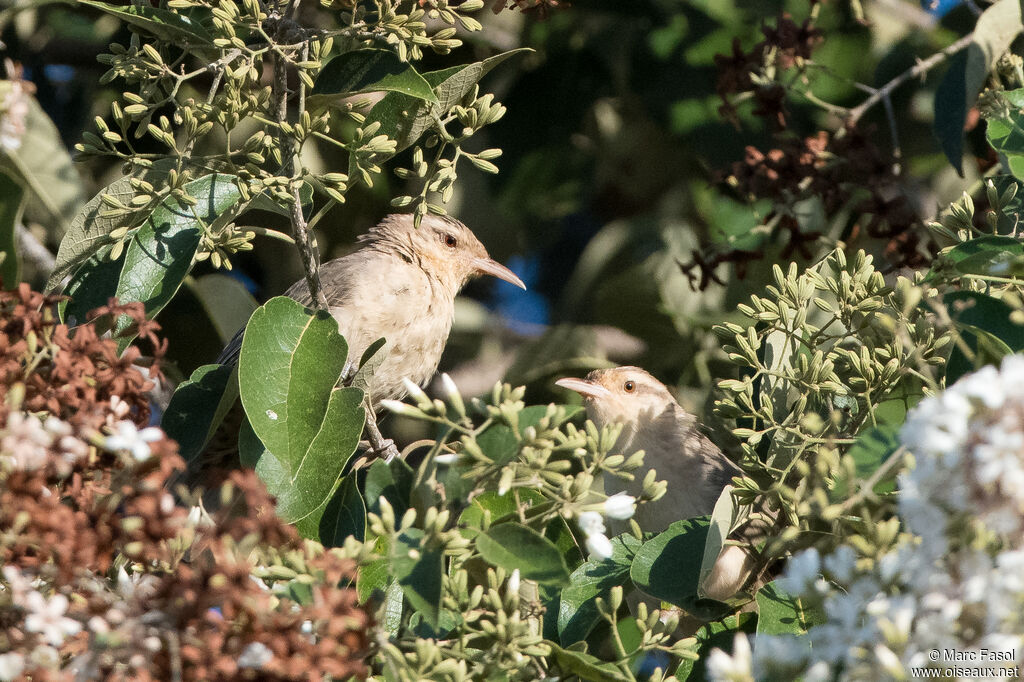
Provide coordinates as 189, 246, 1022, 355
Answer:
442, 234, 458, 248
623, 381, 636, 393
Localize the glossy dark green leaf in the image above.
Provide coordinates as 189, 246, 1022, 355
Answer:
350, 49, 530, 177
0, 173, 25, 288
310, 49, 438, 108
934, 0, 1023, 174
943, 290, 1024, 383
477, 522, 571, 586
391, 528, 442, 628
161, 363, 238, 466
558, 534, 640, 645
317, 473, 366, 546
48, 159, 174, 291
238, 296, 365, 523
630, 516, 732, 619
754, 580, 825, 636
545, 641, 631, 682
79, 0, 213, 44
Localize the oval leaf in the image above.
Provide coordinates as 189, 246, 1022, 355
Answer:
48, 159, 175, 291
558, 534, 640, 645
310, 49, 438, 107
161, 363, 238, 466
391, 528, 442, 628
111, 173, 242, 350
754, 580, 825, 636
79, 0, 213, 44
238, 296, 365, 521
630, 516, 732, 619
476, 522, 571, 586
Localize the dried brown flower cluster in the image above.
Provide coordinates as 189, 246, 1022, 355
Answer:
0, 283, 164, 429
0, 285, 370, 680
715, 15, 823, 129
489, 0, 565, 16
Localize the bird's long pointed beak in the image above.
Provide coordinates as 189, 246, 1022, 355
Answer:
472, 257, 526, 290
555, 377, 611, 399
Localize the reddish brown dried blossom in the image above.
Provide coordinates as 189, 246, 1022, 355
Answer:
0, 284, 370, 680
489, 0, 565, 16
0, 285, 165, 430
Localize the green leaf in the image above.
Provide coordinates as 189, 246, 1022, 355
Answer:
0, 94, 85, 238
832, 425, 900, 500
189, 273, 258, 343
364, 457, 414, 518
558, 534, 640, 645
310, 49, 438, 110
476, 522, 571, 586
238, 296, 365, 523
630, 516, 732, 620
754, 580, 825, 636
935, 0, 1024, 174
675, 612, 758, 681
459, 489, 543, 529
48, 159, 174, 291
245, 182, 313, 218
356, 535, 391, 602
0, 173, 25, 288
58, 245, 125, 326
383, 580, 405, 636
317, 473, 366, 546
391, 528, 442, 628
161, 363, 238, 466
350, 49, 530, 176
545, 641, 631, 682
350, 337, 388, 396
698, 486, 734, 599
943, 290, 1024, 383
935, 236, 1024, 279
111, 173, 242, 350
78, 0, 213, 44
987, 90, 1024, 180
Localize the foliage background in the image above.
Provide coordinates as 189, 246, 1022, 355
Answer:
3, 0, 1024, 679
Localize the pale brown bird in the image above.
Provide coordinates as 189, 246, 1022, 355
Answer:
199, 213, 524, 475
556, 366, 755, 601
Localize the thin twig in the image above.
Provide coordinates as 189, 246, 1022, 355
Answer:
272, 32, 328, 310
847, 32, 975, 126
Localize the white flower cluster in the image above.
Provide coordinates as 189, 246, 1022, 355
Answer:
0, 412, 88, 474
0, 566, 82, 680
104, 420, 163, 462
576, 494, 636, 560
706, 354, 1024, 682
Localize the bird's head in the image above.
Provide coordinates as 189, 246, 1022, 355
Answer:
363, 214, 525, 293
555, 366, 676, 432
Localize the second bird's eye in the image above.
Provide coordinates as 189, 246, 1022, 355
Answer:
623, 381, 636, 393
442, 234, 458, 248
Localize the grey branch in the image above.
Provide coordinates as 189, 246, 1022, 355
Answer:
272, 37, 328, 310
847, 32, 975, 126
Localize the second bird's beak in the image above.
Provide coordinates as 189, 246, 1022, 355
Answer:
472, 258, 526, 290
555, 377, 611, 399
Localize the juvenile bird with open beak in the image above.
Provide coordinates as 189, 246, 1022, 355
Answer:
199, 213, 525, 475
556, 366, 755, 601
